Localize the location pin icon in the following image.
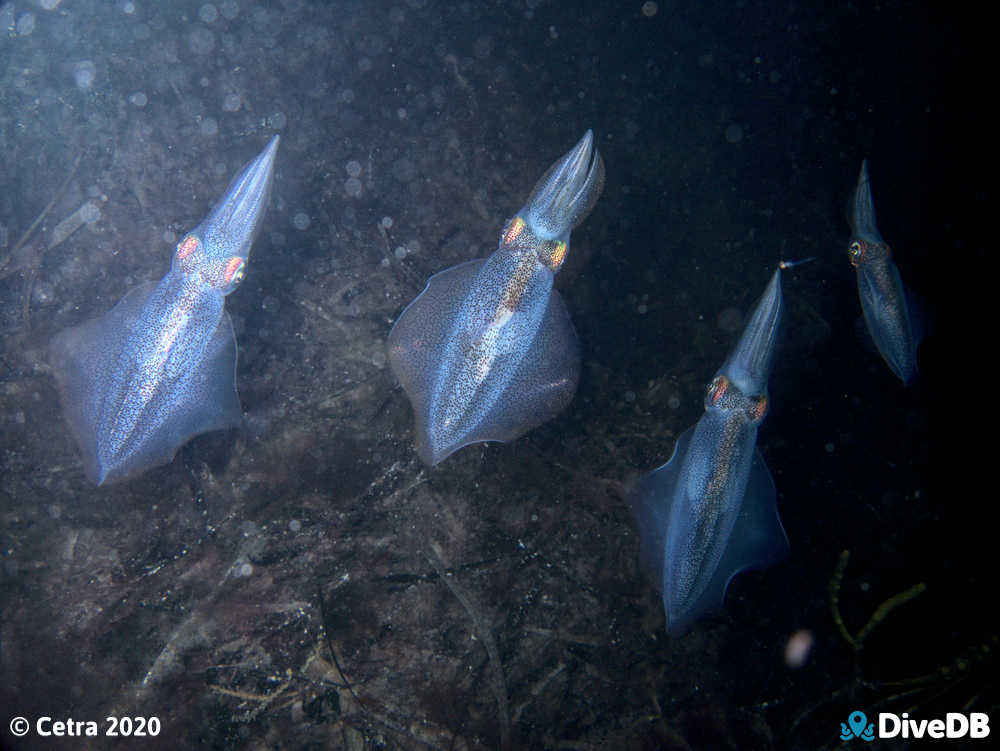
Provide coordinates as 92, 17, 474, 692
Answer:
848, 711, 868, 738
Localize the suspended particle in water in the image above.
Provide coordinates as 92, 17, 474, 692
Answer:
199, 117, 218, 136
73, 60, 97, 90
187, 26, 215, 55
784, 629, 815, 669
725, 123, 744, 143
641, 2, 658, 18
292, 212, 311, 231
33, 281, 56, 306
16, 13, 36, 36
345, 177, 363, 198
199, 3, 218, 23
220, 0, 239, 20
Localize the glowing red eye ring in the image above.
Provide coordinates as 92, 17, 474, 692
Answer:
549, 241, 567, 269
709, 376, 728, 404
503, 217, 526, 246
848, 240, 865, 267
753, 397, 768, 421
177, 235, 200, 260
224, 257, 245, 284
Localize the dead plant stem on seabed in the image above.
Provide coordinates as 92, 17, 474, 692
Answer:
428, 540, 511, 751
0, 154, 82, 326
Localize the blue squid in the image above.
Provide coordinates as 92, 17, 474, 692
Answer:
387, 130, 604, 465
848, 159, 920, 384
49, 136, 279, 485
630, 266, 791, 633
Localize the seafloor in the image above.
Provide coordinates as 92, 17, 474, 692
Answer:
0, 1, 989, 749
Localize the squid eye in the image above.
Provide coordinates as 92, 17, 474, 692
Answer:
848, 240, 865, 265
224, 257, 246, 285
708, 376, 728, 404
176, 235, 200, 261
538, 239, 568, 271
503, 216, 526, 246
752, 396, 768, 421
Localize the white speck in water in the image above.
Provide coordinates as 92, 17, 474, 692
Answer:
238, 562, 253, 577
267, 111, 287, 129
391, 158, 416, 182
397, 107, 407, 120
199, 3, 218, 23
122, 2, 136, 14
129, 92, 148, 107
380, 216, 393, 229
668, 395, 681, 410
220, 0, 239, 20
32, 281, 55, 306
394, 246, 407, 260
345, 177, 363, 198
784, 629, 815, 669
80, 202, 101, 223
293, 212, 310, 230
222, 93, 241, 112
289, 519, 302, 532
16, 14, 36, 36
73, 61, 97, 91
41, 0, 62, 11
188, 27, 215, 55
346, 160, 362, 177
199, 117, 218, 136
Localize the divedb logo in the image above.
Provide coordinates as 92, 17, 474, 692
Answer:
839, 710, 990, 741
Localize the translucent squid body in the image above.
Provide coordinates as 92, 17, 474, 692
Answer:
388, 130, 604, 465
50, 136, 279, 485
848, 159, 920, 385
630, 267, 791, 633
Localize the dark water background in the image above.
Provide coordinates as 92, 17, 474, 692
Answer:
0, 1, 989, 749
